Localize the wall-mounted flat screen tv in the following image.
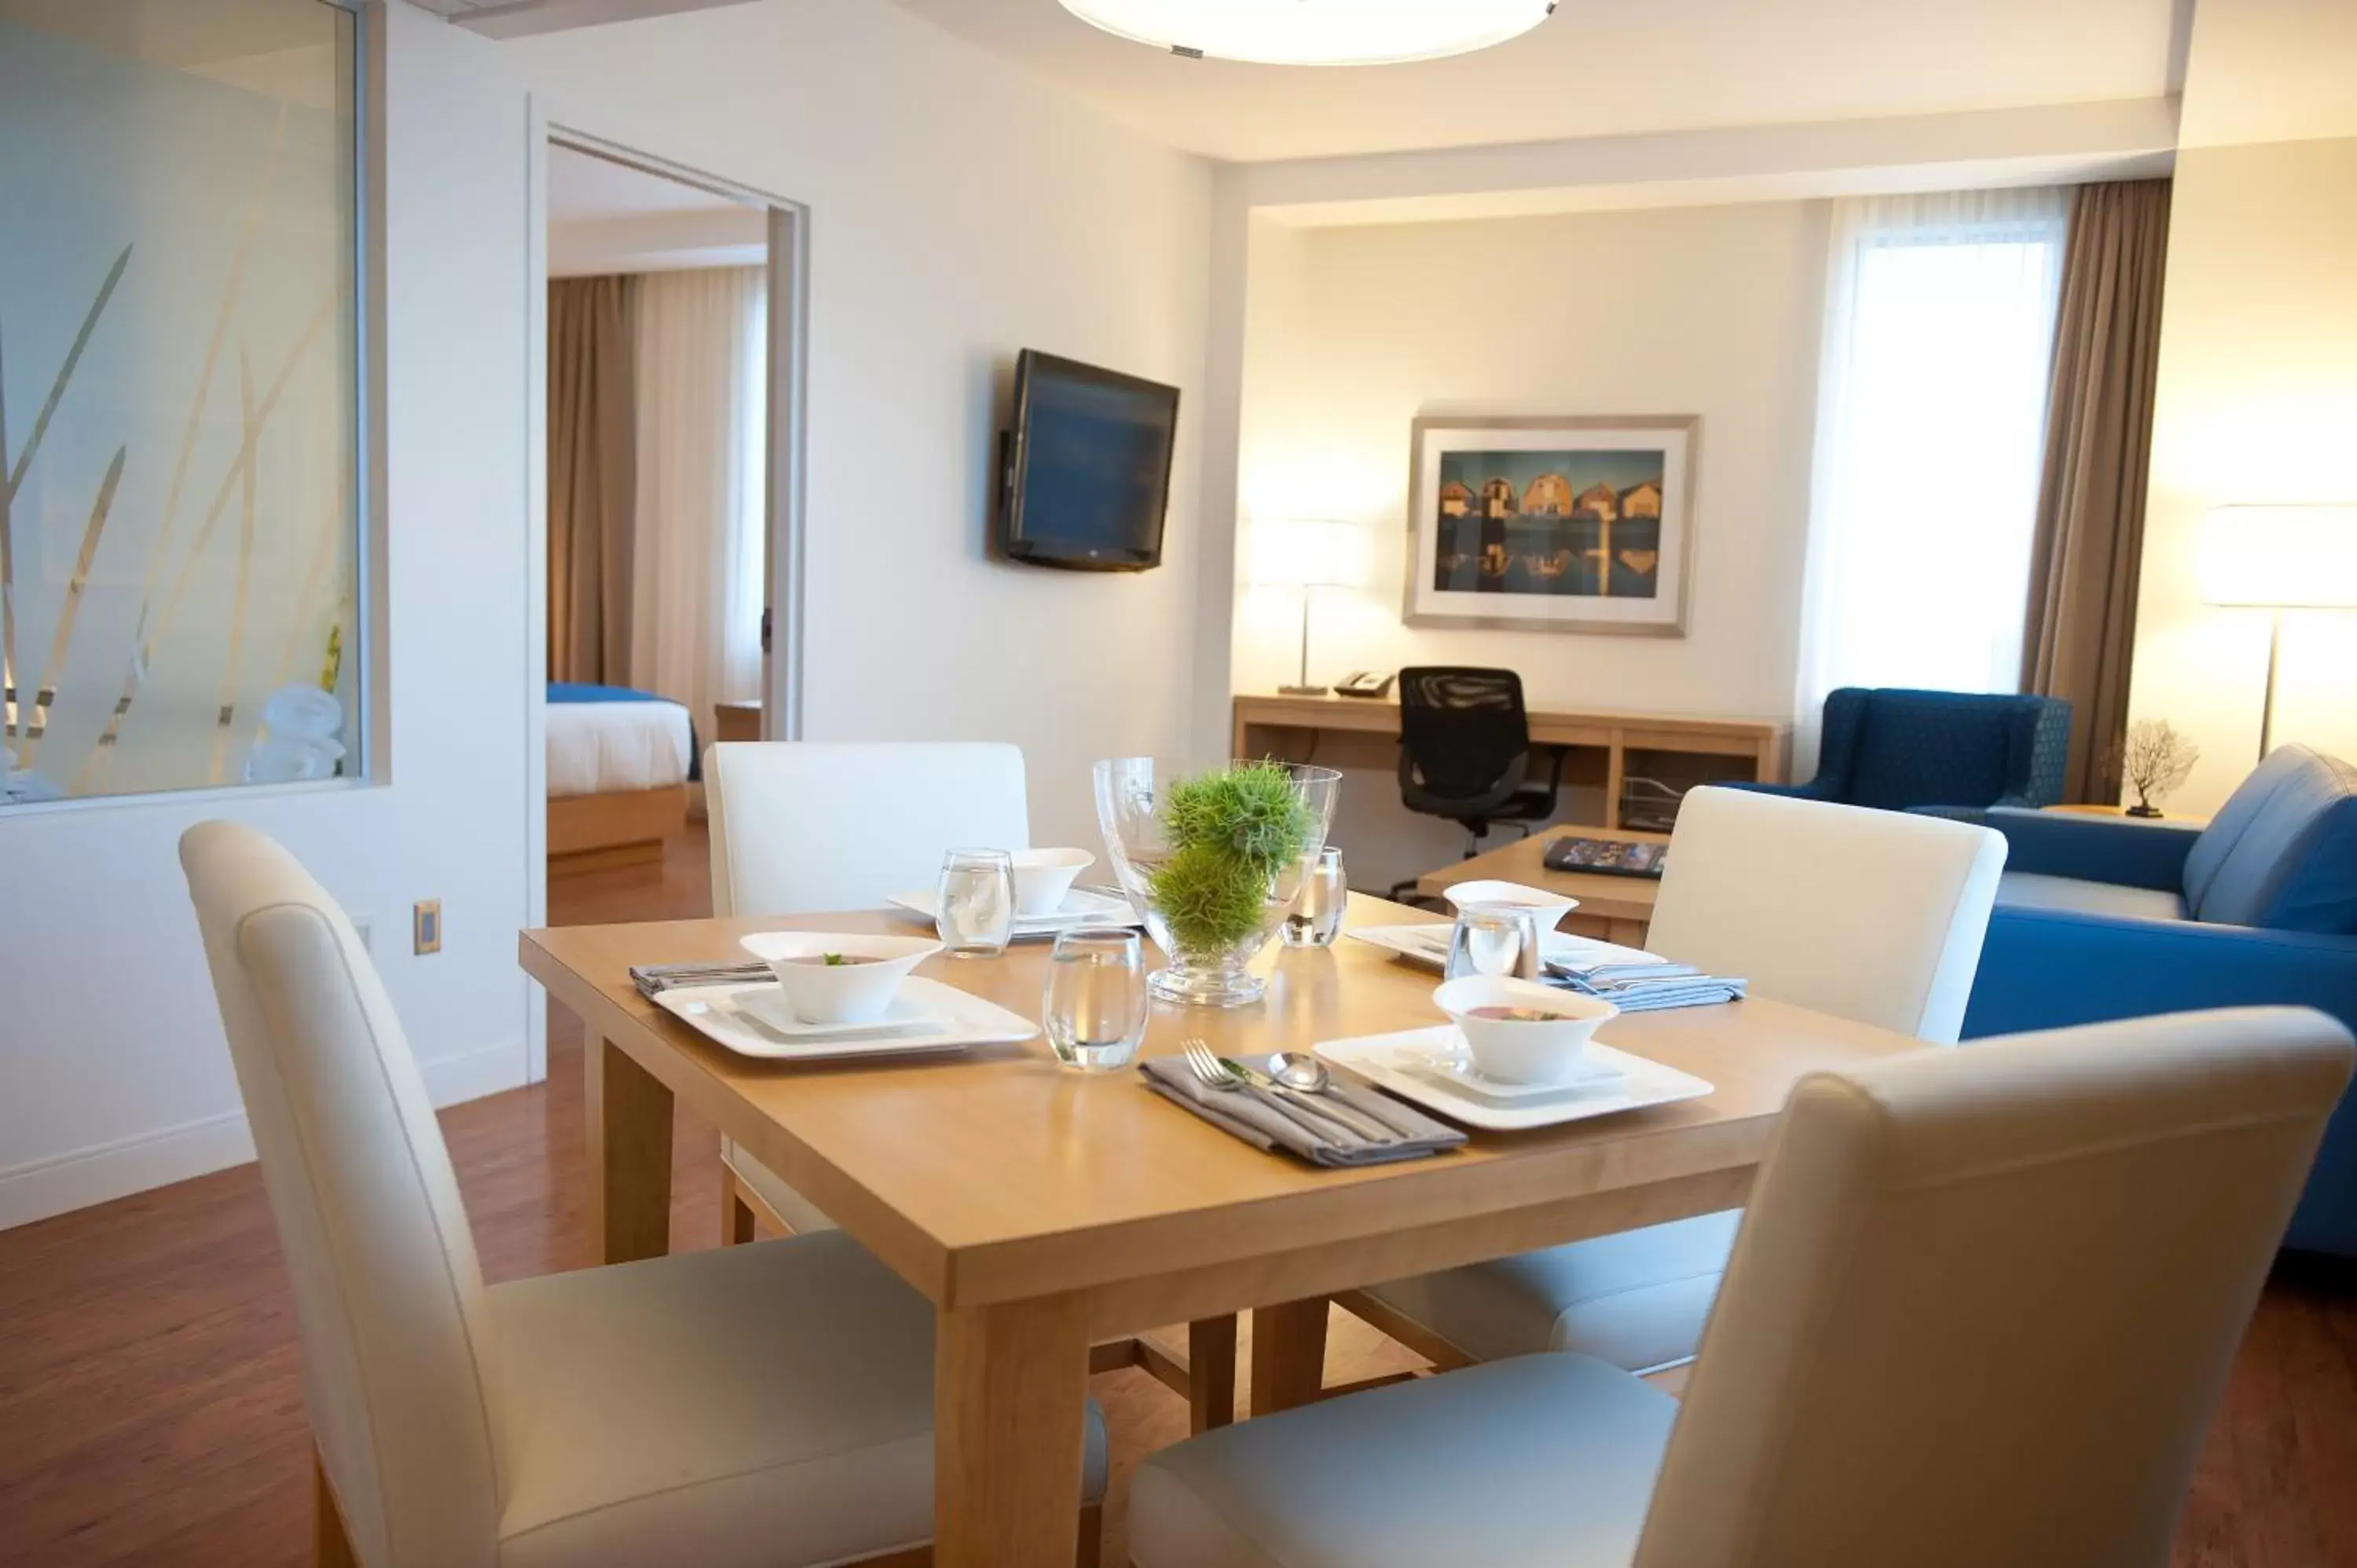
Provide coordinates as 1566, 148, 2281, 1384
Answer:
996, 350, 1178, 572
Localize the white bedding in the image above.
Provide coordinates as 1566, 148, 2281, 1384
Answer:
547, 700, 693, 799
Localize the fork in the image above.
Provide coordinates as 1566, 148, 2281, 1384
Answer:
1182, 1039, 1362, 1142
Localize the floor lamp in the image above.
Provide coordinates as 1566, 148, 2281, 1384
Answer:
1251, 518, 1365, 696
2199, 504, 2357, 763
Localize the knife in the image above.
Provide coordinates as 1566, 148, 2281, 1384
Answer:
1222, 1056, 1391, 1144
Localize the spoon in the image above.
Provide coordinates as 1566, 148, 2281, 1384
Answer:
1266, 1050, 1339, 1094
1263, 1052, 1394, 1141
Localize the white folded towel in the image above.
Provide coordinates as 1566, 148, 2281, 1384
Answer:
242, 685, 349, 783
2, 747, 61, 804
264, 684, 345, 742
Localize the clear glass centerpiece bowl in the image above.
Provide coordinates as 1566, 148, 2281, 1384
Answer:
1093, 757, 1343, 1008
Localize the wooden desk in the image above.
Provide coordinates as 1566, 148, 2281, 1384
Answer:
1417, 826, 1668, 947
520, 895, 1916, 1568
1233, 692, 1788, 830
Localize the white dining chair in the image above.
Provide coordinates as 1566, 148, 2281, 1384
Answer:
704, 740, 1031, 1240
178, 820, 1105, 1568
1346, 786, 2008, 1374
1131, 1006, 2353, 1568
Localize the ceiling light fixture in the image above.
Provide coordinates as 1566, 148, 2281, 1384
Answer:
1056, 0, 1556, 68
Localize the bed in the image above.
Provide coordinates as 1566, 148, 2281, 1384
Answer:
546, 682, 696, 873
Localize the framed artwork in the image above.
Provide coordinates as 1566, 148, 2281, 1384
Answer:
1403, 415, 1699, 636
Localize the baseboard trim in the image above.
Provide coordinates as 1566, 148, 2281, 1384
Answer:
0, 1110, 259, 1233
420, 1036, 530, 1108
0, 1039, 526, 1233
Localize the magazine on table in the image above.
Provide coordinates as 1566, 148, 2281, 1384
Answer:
1542, 835, 1670, 880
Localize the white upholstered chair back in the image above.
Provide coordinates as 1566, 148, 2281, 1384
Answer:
1640, 1007, 2352, 1568
179, 822, 500, 1568
1648, 786, 2007, 1042
705, 741, 1031, 916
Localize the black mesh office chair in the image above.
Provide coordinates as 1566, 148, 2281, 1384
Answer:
1388, 667, 1564, 896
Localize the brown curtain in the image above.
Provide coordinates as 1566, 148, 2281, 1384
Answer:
548, 275, 637, 683
2021, 178, 2172, 801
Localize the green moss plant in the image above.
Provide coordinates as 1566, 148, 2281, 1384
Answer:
1149, 761, 1317, 953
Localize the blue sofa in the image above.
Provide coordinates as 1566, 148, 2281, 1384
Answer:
1944, 745, 2357, 1255
1736, 687, 2072, 813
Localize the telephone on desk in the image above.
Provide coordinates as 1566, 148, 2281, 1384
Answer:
1332, 670, 1394, 698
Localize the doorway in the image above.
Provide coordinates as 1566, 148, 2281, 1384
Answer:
525, 117, 808, 1078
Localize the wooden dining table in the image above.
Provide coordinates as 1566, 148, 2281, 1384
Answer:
519, 892, 1921, 1568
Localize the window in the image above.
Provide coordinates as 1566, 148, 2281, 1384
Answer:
0, 0, 368, 805
625, 265, 767, 735
1795, 188, 2066, 738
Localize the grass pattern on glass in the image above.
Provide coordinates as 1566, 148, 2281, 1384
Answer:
1148, 762, 1318, 952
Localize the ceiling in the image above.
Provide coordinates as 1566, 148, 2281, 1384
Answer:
439, 0, 764, 39
548, 144, 739, 222
546, 144, 768, 276
889, 0, 2190, 163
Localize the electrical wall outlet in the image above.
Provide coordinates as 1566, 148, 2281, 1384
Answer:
413, 899, 442, 955
350, 914, 374, 954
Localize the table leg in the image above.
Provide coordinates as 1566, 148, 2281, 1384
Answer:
1189, 1316, 1238, 1433
935, 1294, 1091, 1568
1250, 1297, 1330, 1416
583, 1032, 673, 1266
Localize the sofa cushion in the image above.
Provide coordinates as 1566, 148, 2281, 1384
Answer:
2183, 746, 2305, 909
1998, 871, 2189, 923
2184, 746, 2357, 932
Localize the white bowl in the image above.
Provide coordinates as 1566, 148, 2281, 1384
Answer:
1442, 879, 1580, 931
1010, 848, 1095, 918
739, 931, 942, 1025
1432, 974, 1618, 1086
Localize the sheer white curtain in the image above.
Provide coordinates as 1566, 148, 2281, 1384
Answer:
630, 266, 768, 749
1791, 187, 2068, 770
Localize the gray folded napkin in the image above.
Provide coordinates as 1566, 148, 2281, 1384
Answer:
1138, 1053, 1468, 1167
631, 960, 770, 999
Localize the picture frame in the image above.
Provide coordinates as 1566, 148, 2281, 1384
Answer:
1402, 414, 1699, 636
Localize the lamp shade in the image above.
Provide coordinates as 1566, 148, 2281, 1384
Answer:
2199, 504, 2357, 608
1251, 518, 1365, 590
1056, 0, 1555, 67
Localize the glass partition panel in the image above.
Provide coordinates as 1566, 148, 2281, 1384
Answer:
0, 0, 364, 805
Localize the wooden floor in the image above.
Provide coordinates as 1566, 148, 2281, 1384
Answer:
2, 820, 2352, 1566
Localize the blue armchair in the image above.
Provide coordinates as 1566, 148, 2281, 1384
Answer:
1738, 687, 2071, 812
1943, 745, 2357, 1255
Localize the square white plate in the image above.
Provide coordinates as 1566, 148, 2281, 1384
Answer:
885, 885, 1142, 937
734, 987, 948, 1039
1315, 1024, 1713, 1131
1388, 1032, 1626, 1100
1348, 921, 1660, 972
652, 975, 1039, 1063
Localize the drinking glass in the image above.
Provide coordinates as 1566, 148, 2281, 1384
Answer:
936, 848, 1015, 958
1446, 902, 1543, 981
1281, 846, 1347, 947
1043, 928, 1149, 1070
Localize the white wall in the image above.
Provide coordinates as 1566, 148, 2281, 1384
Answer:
2, 0, 1221, 1225
2121, 0, 2357, 816
511, 0, 1217, 851
0, 3, 535, 1227
1232, 200, 1828, 885
2124, 135, 2357, 813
